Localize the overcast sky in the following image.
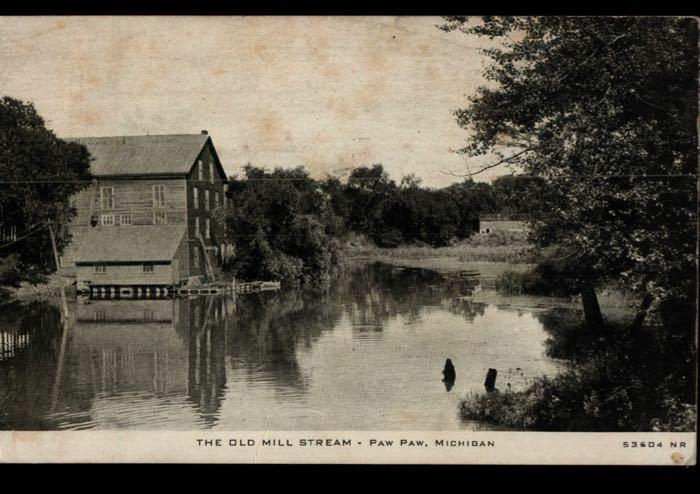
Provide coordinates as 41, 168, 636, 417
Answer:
0, 16, 506, 187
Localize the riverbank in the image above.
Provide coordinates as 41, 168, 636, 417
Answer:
344, 242, 534, 277
2, 272, 69, 301
458, 318, 697, 432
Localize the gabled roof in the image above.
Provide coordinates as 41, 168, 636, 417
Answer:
66, 134, 211, 177
69, 225, 187, 263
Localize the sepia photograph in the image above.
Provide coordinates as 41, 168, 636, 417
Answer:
0, 14, 696, 464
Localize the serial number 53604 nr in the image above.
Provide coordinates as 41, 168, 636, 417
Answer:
622, 441, 687, 448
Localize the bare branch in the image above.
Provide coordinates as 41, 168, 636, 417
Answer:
441, 147, 535, 178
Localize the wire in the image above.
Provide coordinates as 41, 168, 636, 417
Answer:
0, 174, 696, 185
0, 221, 47, 250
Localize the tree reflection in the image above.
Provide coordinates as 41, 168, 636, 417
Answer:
0, 262, 501, 430
0, 299, 63, 429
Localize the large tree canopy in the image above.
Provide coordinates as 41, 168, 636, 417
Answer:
216, 165, 341, 286
0, 96, 92, 296
442, 17, 698, 330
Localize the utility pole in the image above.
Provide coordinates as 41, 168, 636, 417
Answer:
48, 222, 69, 319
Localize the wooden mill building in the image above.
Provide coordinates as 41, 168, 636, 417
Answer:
61, 131, 231, 291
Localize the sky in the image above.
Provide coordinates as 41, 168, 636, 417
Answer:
0, 16, 505, 187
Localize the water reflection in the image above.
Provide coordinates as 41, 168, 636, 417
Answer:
0, 262, 565, 430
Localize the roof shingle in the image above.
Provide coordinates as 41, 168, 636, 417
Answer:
66, 134, 210, 177
67, 224, 187, 263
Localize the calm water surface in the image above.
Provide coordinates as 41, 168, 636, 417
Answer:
0, 262, 570, 430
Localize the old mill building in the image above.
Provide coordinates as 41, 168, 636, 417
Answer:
61, 131, 232, 291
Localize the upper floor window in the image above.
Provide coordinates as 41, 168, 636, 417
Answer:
198, 160, 203, 181
153, 211, 167, 225
205, 190, 210, 211
94, 265, 106, 274
142, 263, 154, 273
119, 213, 132, 226
209, 162, 214, 184
205, 218, 210, 239
195, 216, 200, 237
101, 213, 114, 226
193, 186, 199, 210
153, 184, 166, 207
214, 191, 220, 208
100, 186, 114, 210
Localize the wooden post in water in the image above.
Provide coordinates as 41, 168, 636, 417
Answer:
484, 368, 498, 392
48, 223, 69, 319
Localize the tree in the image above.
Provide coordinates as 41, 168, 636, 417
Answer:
0, 97, 92, 298
445, 179, 499, 235
215, 165, 341, 286
491, 175, 547, 217
441, 17, 697, 332
344, 164, 398, 242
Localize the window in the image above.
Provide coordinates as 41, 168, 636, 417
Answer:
153, 184, 166, 207
100, 186, 114, 210
209, 162, 214, 184
119, 213, 132, 226
195, 217, 200, 237
205, 218, 210, 239
142, 263, 154, 273
94, 265, 106, 274
214, 191, 220, 208
193, 186, 199, 209
198, 160, 203, 180
153, 211, 167, 225
205, 190, 210, 211
101, 213, 114, 226
193, 246, 200, 268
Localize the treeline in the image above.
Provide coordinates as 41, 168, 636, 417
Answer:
324, 164, 544, 248
214, 163, 544, 286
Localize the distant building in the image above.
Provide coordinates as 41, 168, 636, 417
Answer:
61, 131, 231, 288
478, 213, 529, 234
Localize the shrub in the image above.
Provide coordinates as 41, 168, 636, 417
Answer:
460, 345, 697, 431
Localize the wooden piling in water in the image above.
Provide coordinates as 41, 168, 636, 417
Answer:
484, 368, 497, 392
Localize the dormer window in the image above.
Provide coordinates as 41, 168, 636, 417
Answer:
209, 162, 214, 184
198, 159, 203, 181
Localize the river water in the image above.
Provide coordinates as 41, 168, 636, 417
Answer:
0, 261, 572, 430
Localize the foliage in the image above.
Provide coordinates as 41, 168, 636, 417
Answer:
0, 97, 92, 296
461, 329, 696, 431
490, 175, 547, 217
215, 165, 341, 287
441, 16, 698, 329
321, 165, 501, 248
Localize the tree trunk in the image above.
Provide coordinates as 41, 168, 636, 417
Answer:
581, 283, 606, 330
629, 293, 654, 335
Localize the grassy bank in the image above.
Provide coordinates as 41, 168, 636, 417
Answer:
344, 235, 534, 276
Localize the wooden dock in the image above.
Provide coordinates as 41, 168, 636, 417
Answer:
80, 280, 282, 299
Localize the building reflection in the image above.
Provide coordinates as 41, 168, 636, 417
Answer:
182, 296, 228, 426
1, 262, 503, 430
51, 297, 229, 428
